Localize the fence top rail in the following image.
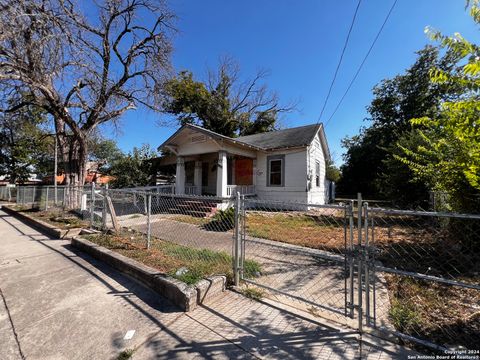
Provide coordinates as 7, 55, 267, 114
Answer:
244, 198, 347, 210
107, 189, 231, 202
368, 206, 480, 220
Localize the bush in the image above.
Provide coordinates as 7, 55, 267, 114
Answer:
204, 207, 235, 231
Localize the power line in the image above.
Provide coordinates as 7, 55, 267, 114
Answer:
317, 0, 363, 125
324, 0, 398, 128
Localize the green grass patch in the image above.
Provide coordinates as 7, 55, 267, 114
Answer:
117, 349, 134, 360
241, 287, 264, 301
84, 232, 261, 286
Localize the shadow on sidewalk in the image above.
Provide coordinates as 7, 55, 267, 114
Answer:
0, 213, 406, 359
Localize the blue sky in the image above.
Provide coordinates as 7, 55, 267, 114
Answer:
108, 0, 478, 165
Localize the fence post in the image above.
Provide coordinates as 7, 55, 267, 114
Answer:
147, 193, 152, 249
90, 182, 95, 228
45, 186, 49, 211
102, 185, 108, 230
32, 186, 36, 205
357, 192, 363, 333
364, 201, 370, 326
348, 200, 355, 318
234, 192, 241, 286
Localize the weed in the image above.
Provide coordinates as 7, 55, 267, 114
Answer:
117, 348, 134, 360
389, 298, 420, 333
241, 287, 264, 301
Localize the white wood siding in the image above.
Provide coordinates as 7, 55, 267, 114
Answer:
255, 149, 308, 203
306, 133, 326, 204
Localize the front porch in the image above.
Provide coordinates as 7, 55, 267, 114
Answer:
175, 151, 256, 198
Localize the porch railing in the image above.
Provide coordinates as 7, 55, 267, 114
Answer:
226, 185, 255, 197
185, 186, 199, 195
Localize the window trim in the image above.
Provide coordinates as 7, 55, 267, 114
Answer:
315, 160, 320, 187
267, 155, 285, 187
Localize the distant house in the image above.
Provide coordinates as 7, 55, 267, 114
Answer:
42, 161, 114, 185
157, 123, 333, 204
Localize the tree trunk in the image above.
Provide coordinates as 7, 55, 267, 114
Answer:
56, 125, 88, 209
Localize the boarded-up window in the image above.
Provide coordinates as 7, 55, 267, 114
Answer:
315, 160, 320, 187
235, 158, 253, 185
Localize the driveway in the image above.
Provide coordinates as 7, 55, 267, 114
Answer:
0, 209, 412, 359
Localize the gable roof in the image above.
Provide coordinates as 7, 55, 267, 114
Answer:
158, 123, 330, 160
236, 124, 321, 150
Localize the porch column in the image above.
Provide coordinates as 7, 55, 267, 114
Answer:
194, 161, 202, 195
175, 156, 185, 195
216, 151, 228, 197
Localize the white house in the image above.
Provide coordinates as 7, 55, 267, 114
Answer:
157, 123, 333, 204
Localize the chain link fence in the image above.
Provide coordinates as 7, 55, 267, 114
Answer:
2, 185, 479, 352
238, 199, 354, 325
365, 206, 480, 351
0, 185, 16, 201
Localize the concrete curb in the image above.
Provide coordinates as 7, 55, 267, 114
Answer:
71, 236, 226, 312
1, 205, 82, 239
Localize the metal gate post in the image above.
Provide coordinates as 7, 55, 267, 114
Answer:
147, 193, 152, 249
348, 200, 355, 318
364, 202, 370, 326
233, 192, 241, 286
45, 186, 49, 211
357, 193, 363, 333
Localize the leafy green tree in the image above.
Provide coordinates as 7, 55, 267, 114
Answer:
325, 160, 341, 183
162, 58, 293, 137
398, 1, 480, 211
0, 96, 50, 183
337, 46, 459, 206
88, 136, 124, 173
109, 144, 158, 188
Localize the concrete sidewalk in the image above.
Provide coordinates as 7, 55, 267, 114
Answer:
0, 209, 413, 359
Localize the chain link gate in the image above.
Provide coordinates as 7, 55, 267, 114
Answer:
236, 196, 359, 327
235, 194, 480, 352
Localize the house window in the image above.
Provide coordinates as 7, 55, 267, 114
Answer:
315, 160, 320, 187
267, 155, 285, 187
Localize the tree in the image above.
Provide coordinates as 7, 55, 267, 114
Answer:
337, 46, 460, 206
398, 1, 480, 211
161, 58, 294, 137
325, 160, 341, 183
88, 136, 124, 173
109, 144, 157, 188
0, 95, 50, 183
0, 0, 174, 203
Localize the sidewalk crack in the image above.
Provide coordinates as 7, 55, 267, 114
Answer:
0, 287, 25, 360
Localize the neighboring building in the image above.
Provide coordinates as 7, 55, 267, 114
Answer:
157, 123, 333, 204
42, 161, 114, 185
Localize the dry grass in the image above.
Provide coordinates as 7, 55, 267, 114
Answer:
386, 274, 480, 350
17, 207, 88, 229
246, 212, 346, 252
84, 232, 261, 285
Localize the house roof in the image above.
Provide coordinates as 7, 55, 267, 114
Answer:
236, 124, 322, 150
158, 123, 330, 160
